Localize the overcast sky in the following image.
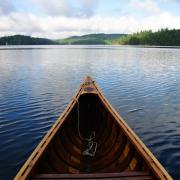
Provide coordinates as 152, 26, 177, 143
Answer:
0, 0, 180, 39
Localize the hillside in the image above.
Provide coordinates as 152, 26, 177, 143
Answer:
56, 33, 127, 45
0, 29, 179, 46
113, 29, 180, 46
0, 35, 57, 45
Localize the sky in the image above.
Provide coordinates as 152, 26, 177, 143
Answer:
0, 0, 180, 39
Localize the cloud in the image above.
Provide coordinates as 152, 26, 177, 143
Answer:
161, 0, 180, 2
0, 0, 15, 14
0, 11, 180, 39
140, 12, 180, 30
30, 0, 99, 17
78, 0, 99, 17
0, 0, 179, 39
31, 0, 71, 16
129, 0, 160, 14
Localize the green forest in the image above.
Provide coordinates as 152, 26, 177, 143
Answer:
0, 29, 179, 46
56, 33, 126, 45
112, 29, 180, 46
0, 35, 57, 45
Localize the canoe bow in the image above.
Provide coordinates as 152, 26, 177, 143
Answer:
14, 76, 172, 180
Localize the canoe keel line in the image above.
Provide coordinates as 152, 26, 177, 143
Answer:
76, 99, 97, 157
14, 76, 172, 180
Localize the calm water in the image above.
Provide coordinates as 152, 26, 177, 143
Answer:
0, 45, 180, 179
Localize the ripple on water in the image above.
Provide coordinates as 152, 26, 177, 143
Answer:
0, 46, 180, 179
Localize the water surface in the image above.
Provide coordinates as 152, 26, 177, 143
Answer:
0, 45, 180, 179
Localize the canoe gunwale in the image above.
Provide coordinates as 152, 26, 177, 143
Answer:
92, 82, 172, 180
14, 85, 84, 180
14, 76, 172, 180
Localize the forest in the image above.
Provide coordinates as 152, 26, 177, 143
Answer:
113, 29, 180, 46
56, 33, 126, 45
0, 35, 57, 45
0, 29, 179, 46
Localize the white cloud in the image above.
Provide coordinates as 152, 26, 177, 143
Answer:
130, 0, 160, 14
79, 0, 98, 17
32, 0, 71, 16
30, 0, 99, 17
0, 11, 179, 39
161, 0, 180, 2
0, 0, 14, 14
140, 12, 180, 30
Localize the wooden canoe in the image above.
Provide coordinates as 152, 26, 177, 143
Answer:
14, 76, 172, 180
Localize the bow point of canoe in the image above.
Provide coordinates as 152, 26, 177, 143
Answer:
14, 76, 172, 180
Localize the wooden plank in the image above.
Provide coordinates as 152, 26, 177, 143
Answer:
93, 80, 172, 180
14, 84, 84, 179
14, 76, 172, 180
33, 171, 152, 179
32, 177, 153, 180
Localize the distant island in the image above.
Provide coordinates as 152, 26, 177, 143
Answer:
0, 29, 179, 46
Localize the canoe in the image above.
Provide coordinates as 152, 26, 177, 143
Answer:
14, 76, 172, 180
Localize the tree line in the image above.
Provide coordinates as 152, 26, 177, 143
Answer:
113, 29, 180, 46
0, 29, 179, 46
0, 35, 57, 45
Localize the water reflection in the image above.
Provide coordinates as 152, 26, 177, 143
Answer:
0, 45, 180, 179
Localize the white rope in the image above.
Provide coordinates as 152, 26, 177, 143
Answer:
76, 99, 97, 157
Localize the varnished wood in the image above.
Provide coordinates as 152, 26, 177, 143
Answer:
32, 171, 153, 179
14, 76, 172, 180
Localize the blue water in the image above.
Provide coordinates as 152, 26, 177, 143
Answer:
0, 45, 180, 179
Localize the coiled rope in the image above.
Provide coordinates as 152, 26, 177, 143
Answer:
76, 99, 97, 157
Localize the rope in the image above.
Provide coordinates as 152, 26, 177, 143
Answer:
76, 99, 97, 157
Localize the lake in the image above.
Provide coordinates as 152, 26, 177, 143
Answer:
0, 45, 180, 179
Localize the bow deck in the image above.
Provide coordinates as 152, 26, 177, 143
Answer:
14, 76, 172, 180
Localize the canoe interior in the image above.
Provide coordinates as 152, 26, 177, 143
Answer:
32, 93, 152, 177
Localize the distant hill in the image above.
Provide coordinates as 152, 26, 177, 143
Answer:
0, 29, 179, 46
0, 35, 57, 45
56, 33, 127, 45
113, 29, 180, 46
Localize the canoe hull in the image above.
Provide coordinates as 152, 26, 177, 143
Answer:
14, 76, 172, 180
